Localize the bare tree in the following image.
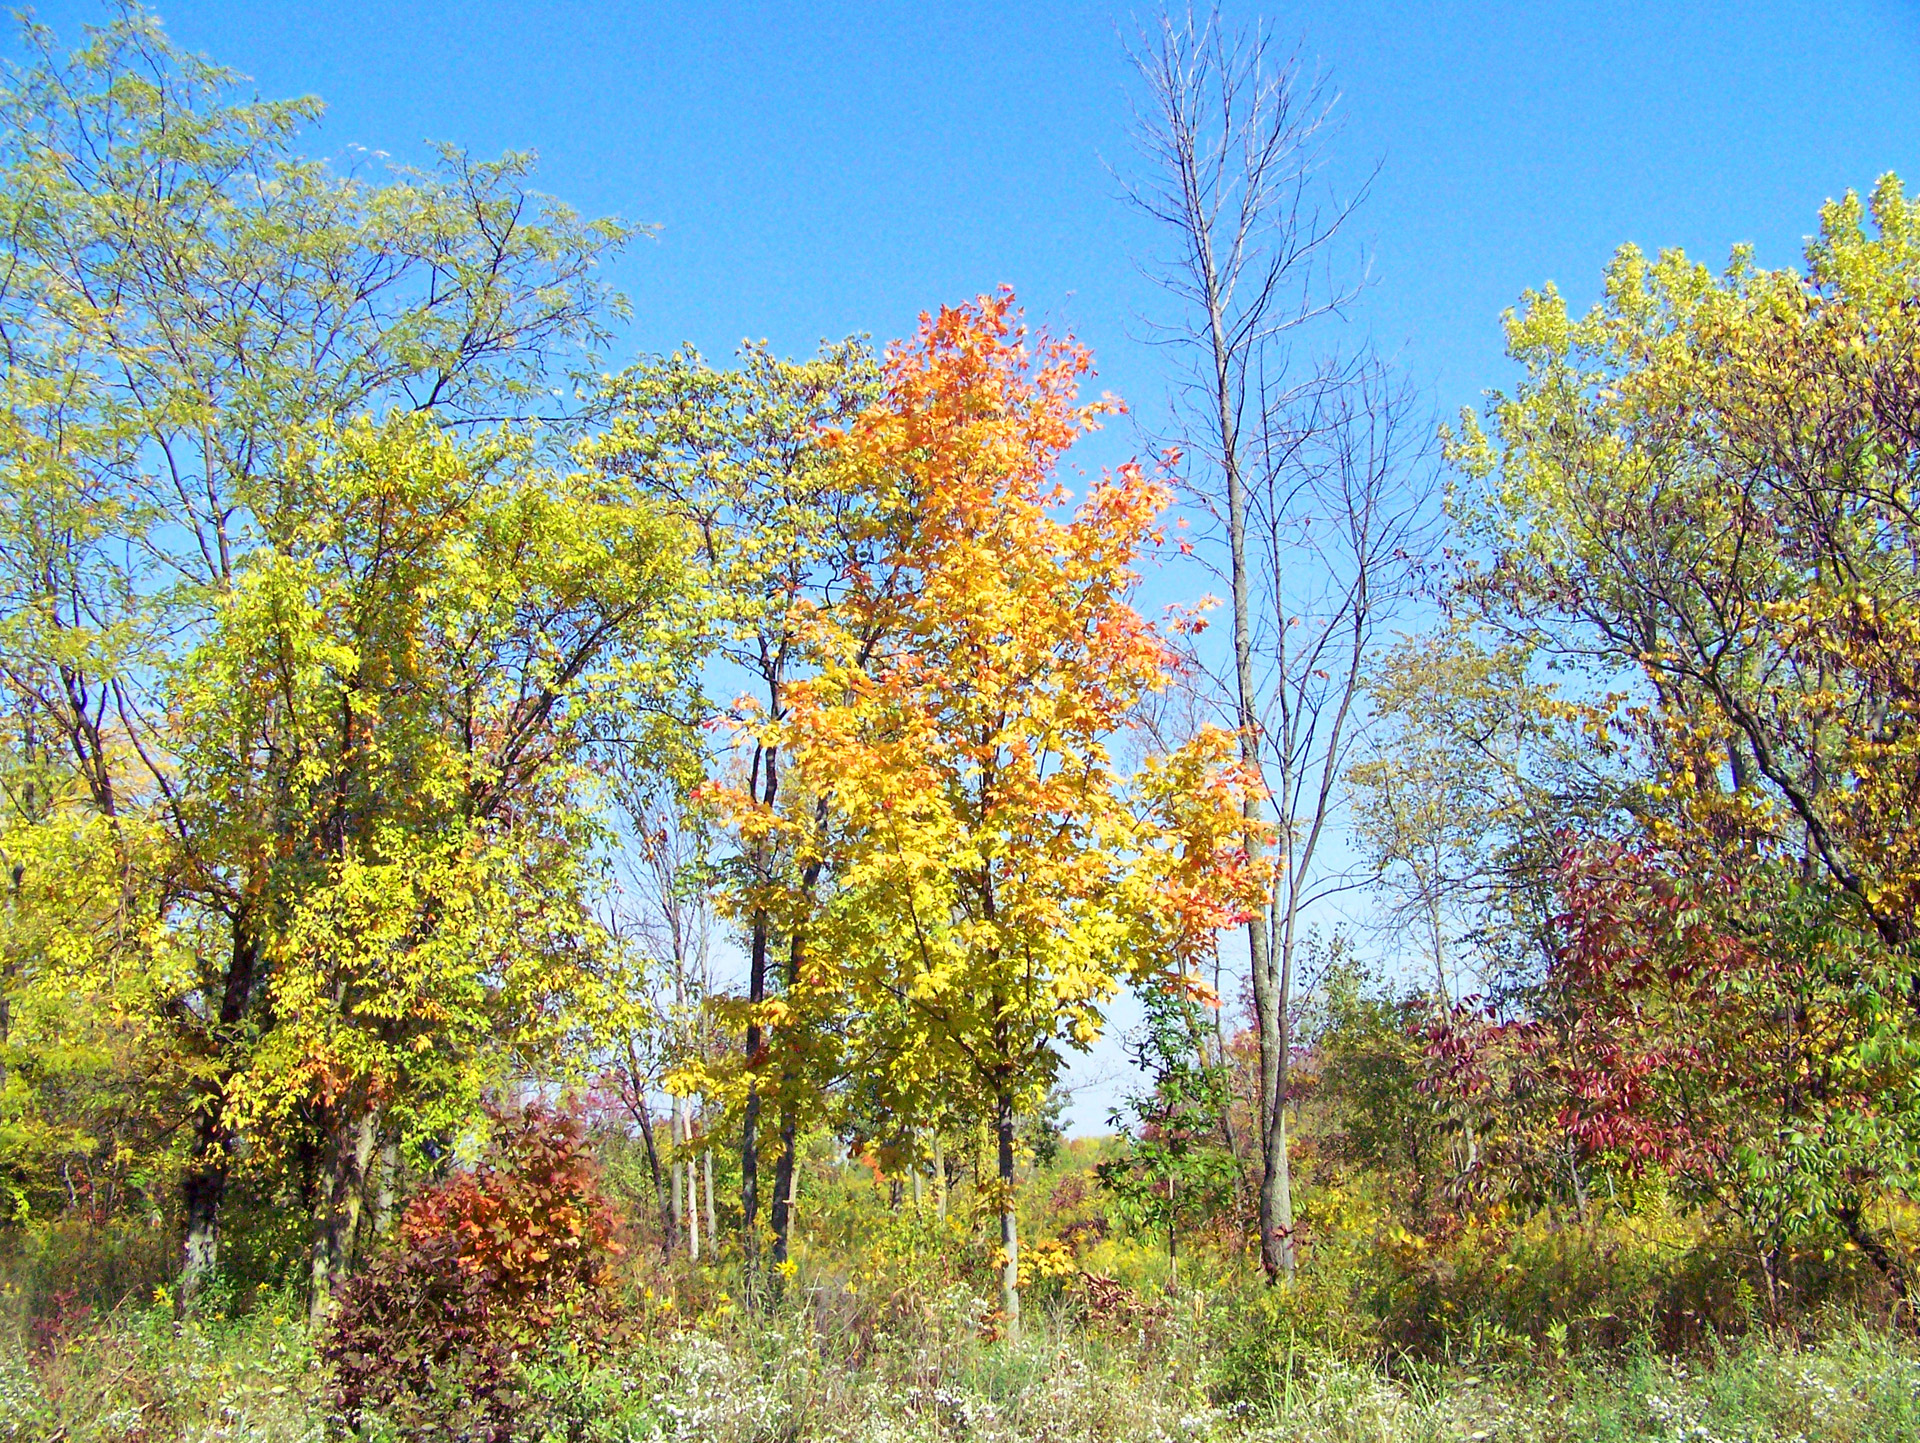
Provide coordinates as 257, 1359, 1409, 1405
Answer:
1123, 4, 1430, 1281
1247, 362, 1434, 1269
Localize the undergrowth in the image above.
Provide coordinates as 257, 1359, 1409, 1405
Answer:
3, 1281, 1915, 1442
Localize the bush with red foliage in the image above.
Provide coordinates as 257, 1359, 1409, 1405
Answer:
1422, 839, 1920, 1314
322, 1103, 625, 1441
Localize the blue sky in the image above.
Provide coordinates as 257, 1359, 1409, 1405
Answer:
31, 0, 1920, 1128
32, 1, 1920, 430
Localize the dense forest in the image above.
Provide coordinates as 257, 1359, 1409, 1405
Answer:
4, 6, 1920, 1441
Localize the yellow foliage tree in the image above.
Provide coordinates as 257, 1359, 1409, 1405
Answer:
745, 293, 1261, 1335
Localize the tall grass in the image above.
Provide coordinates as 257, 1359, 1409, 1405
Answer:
4, 1279, 1916, 1442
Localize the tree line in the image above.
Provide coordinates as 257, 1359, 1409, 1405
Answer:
4, 2, 1920, 1351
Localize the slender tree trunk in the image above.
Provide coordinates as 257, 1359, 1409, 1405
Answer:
1249, 895, 1294, 1280
771, 913, 811, 1271
973, 1125, 984, 1235
179, 921, 260, 1310
685, 1107, 702, 1263
637, 1101, 673, 1255
704, 1149, 716, 1251
688, 1152, 701, 1262
772, 1109, 798, 1272
309, 1099, 378, 1329
740, 913, 768, 1279
996, 1088, 1020, 1341
670, 1098, 687, 1249
740, 732, 784, 1287
934, 1131, 948, 1221
1207, 284, 1294, 1284
1265, 898, 1300, 1281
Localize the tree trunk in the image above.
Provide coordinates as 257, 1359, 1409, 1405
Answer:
1267, 905, 1297, 1281
703, 1149, 716, 1253
179, 1107, 229, 1311
637, 1100, 673, 1256
740, 731, 785, 1289
1210, 283, 1293, 1285
996, 1089, 1020, 1341
771, 917, 810, 1273
740, 912, 768, 1280
771, 1107, 798, 1273
1838, 1199, 1912, 1312
179, 920, 260, 1310
933, 1131, 948, 1221
1267, 1086, 1297, 1279
1249, 895, 1296, 1280
364, 1135, 399, 1243
1262, 903, 1300, 1282
670, 1098, 687, 1251
687, 1132, 701, 1262
371, 1131, 400, 1240
309, 1100, 378, 1329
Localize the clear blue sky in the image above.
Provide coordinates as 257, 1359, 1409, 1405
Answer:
31, 0, 1920, 1129
30, 0, 1920, 429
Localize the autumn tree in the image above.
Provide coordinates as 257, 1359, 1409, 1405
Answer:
1446, 174, 1920, 1303
590, 338, 882, 1279
1123, 6, 1434, 1282
1451, 172, 1920, 950
0, 8, 690, 1307
178, 416, 695, 1323
772, 293, 1261, 1335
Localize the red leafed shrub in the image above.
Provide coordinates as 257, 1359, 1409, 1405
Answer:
322, 1103, 625, 1441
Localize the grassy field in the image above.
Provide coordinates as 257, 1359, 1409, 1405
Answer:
5, 1281, 1915, 1443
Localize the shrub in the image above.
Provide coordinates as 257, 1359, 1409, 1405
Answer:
0, 1216, 176, 1320
1367, 1204, 1829, 1360
1205, 1273, 1378, 1412
322, 1103, 625, 1441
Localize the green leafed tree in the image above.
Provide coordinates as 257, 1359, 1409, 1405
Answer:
588, 337, 882, 1278
0, 6, 701, 1310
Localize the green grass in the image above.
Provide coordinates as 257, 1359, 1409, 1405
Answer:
3, 1285, 1916, 1442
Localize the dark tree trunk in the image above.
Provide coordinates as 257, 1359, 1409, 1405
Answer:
309, 1097, 378, 1329
179, 1107, 230, 1310
770, 908, 813, 1276
771, 1109, 798, 1270
1839, 1199, 1913, 1316
740, 910, 767, 1282
371, 1132, 400, 1240
179, 920, 260, 1310
635, 1100, 676, 1256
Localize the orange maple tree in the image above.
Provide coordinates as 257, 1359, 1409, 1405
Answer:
732, 291, 1263, 1334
